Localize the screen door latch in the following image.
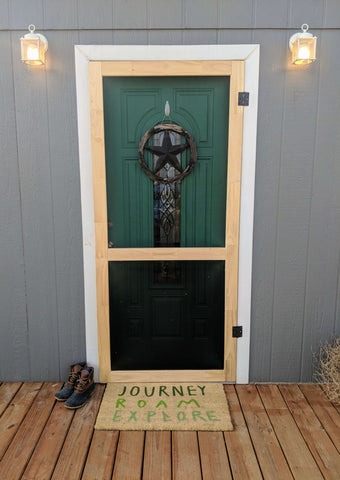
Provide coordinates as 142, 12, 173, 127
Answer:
238, 92, 249, 106
232, 326, 243, 338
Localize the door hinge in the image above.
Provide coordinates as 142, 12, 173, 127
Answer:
238, 92, 249, 106
232, 326, 243, 338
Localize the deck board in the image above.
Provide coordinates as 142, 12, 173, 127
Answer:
0, 383, 42, 460
279, 384, 340, 480
0, 382, 339, 479
0, 382, 22, 417
82, 430, 119, 480
258, 384, 323, 479
0, 382, 62, 480
112, 431, 145, 480
143, 431, 172, 480
236, 384, 293, 479
299, 383, 340, 452
198, 431, 232, 480
224, 384, 263, 479
21, 395, 75, 480
172, 432, 202, 480
51, 383, 105, 480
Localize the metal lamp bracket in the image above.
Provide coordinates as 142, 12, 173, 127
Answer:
289, 24, 313, 52
23, 24, 48, 50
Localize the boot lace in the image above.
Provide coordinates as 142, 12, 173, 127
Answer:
67, 371, 79, 386
75, 378, 88, 391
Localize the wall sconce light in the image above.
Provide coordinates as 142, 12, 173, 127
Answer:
20, 24, 48, 65
289, 24, 317, 65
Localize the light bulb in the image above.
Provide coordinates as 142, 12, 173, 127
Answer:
298, 46, 310, 60
27, 46, 39, 60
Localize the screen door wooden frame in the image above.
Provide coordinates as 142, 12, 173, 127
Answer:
89, 59, 244, 383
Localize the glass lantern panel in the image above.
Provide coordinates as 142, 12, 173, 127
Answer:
38, 40, 46, 64
292, 37, 316, 64
21, 38, 45, 65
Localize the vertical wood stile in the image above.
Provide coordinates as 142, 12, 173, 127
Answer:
224, 61, 245, 381
89, 61, 111, 382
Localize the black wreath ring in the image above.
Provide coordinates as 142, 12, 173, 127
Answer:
138, 123, 197, 184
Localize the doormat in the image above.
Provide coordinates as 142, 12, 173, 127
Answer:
95, 383, 233, 431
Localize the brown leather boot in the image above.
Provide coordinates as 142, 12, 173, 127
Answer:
64, 367, 95, 409
55, 362, 87, 401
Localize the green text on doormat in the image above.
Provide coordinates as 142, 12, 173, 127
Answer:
95, 383, 233, 431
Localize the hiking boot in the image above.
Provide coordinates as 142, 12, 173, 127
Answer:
64, 367, 95, 409
55, 362, 87, 401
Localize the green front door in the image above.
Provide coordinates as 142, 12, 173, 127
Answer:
103, 75, 230, 370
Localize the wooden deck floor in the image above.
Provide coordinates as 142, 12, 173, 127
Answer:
0, 383, 339, 479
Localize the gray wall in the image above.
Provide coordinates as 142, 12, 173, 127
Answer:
1, 0, 339, 382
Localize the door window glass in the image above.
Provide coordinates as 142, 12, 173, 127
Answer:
103, 76, 229, 248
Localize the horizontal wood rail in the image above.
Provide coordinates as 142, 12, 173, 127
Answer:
100, 60, 233, 77
107, 247, 227, 262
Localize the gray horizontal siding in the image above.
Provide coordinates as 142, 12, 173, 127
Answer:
0, 0, 339, 382
0, 0, 339, 30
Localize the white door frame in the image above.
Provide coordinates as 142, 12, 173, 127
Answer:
75, 45, 259, 383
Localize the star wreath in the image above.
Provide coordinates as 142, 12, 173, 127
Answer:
138, 123, 197, 184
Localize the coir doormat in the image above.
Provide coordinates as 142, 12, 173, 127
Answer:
95, 383, 233, 431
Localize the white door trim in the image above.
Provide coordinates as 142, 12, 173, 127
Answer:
75, 44, 259, 383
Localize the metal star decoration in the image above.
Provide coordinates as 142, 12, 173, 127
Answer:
145, 130, 189, 175
138, 124, 197, 184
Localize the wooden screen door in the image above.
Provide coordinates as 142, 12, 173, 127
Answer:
89, 60, 245, 383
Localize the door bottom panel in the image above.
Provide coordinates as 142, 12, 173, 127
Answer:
109, 260, 225, 371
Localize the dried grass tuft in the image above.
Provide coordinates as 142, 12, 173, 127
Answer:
314, 337, 340, 405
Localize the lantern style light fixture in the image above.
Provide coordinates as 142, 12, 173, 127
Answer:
289, 24, 317, 65
20, 24, 48, 65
